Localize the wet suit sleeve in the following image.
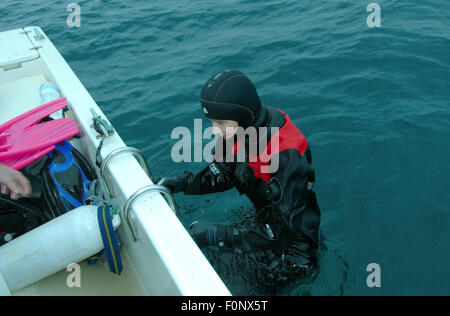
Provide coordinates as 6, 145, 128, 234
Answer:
182, 161, 236, 195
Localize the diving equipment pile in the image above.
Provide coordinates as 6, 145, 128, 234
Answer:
0, 97, 123, 293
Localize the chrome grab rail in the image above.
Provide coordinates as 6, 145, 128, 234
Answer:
100, 147, 153, 198
100, 147, 178, 242
123, 184, 178, 242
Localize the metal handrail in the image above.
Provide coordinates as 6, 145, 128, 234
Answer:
100, 147, 153, 198
99, 147, 178, 242
123, 184, 178, 242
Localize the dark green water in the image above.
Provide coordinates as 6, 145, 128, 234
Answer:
1, 0, 450, 295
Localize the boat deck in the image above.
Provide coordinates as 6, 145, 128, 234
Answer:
0, 75, 47, 124
13, 255, 144, 296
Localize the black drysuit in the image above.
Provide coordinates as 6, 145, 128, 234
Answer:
174, 106, 321, 268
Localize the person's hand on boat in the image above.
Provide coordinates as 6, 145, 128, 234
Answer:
0, 163, 32, 200
153, 173, 188, 194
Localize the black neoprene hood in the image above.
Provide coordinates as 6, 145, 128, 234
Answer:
200, 70, 262, 128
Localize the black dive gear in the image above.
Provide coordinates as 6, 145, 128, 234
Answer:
0, 141, 97, 245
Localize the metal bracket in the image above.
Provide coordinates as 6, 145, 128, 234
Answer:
90, 108, 114, 138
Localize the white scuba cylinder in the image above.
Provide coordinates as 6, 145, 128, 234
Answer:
0, 205, 120, 292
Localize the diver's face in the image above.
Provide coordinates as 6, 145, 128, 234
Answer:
210, 119, 239, 139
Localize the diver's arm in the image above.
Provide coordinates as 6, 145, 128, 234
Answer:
192, 149, 320, 254
157, 161, 235, 195
183, 161, 235, 195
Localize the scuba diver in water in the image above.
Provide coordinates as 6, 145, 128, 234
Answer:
157, 70, 321, 277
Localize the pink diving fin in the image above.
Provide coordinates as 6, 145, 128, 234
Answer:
0, 98, 80, 170
0, 146, 55, 170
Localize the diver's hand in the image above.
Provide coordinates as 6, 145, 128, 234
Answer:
153, 175, 187, 194
0, 163, 32, 200
188, 221, 217, 248
284, 241, 315, 278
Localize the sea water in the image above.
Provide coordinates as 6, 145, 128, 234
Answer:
1, 0, 449, 295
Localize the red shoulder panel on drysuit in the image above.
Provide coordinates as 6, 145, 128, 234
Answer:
247, 111, 308, 182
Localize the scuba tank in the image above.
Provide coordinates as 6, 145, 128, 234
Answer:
41, 141, 97, 218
